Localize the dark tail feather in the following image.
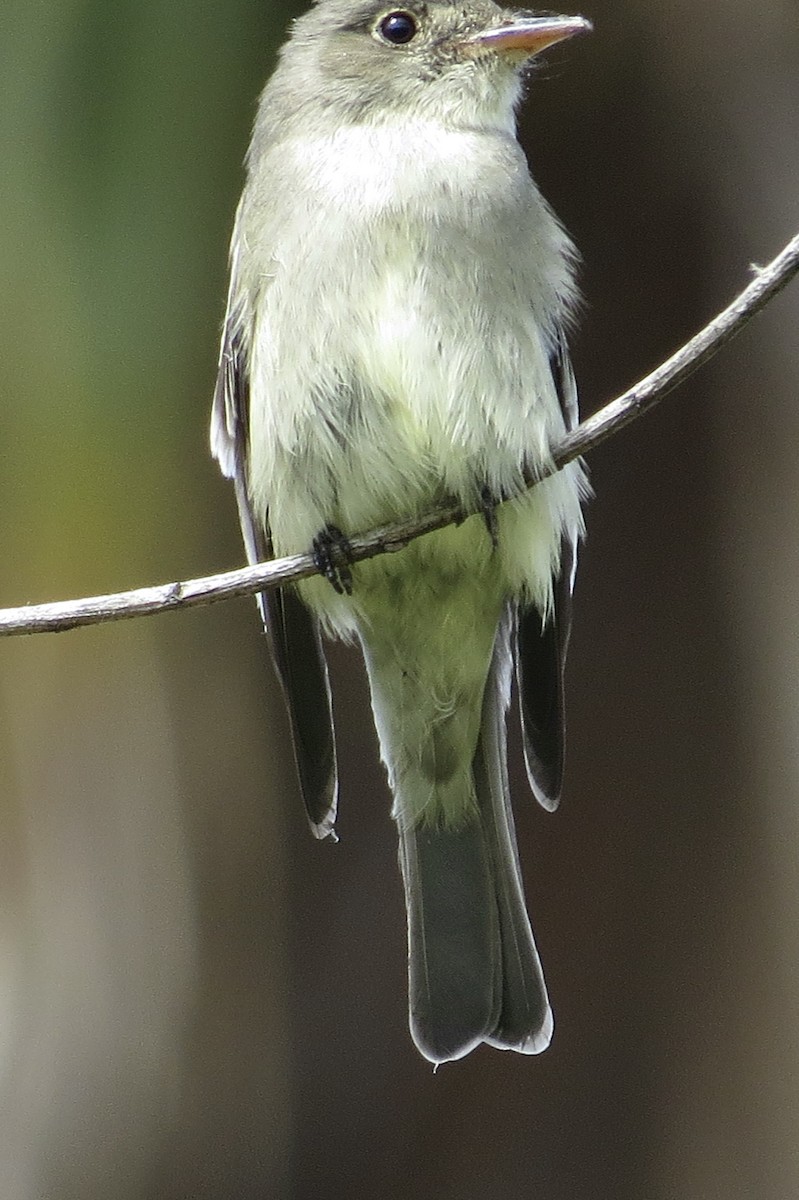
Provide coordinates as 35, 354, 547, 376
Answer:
398, 609, 552, 1064
478, 609, 553, 1052
400, 819, 501, 1063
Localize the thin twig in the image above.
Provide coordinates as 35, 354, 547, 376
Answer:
1, 230, 797, 638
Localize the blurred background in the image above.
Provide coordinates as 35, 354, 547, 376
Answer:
0, 0, 797, 1196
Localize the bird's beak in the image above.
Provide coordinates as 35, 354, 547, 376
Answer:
465, 14, 592, 59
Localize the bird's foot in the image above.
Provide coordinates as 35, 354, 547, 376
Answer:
312, 525, 354, 595
479, 484, 502, 551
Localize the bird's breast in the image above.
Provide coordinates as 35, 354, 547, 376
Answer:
290, 120, 524, 219
244, 119, 576, 556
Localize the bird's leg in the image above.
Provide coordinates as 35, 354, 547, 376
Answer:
312, 524, 354, 595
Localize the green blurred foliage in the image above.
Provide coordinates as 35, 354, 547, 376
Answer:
0, 0, 296, 592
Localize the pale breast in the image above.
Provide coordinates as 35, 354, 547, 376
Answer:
244, 119, 576, 549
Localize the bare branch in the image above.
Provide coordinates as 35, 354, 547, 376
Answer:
1, 230, 797, 639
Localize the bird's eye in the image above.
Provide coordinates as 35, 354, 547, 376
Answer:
377, 10, 418, 44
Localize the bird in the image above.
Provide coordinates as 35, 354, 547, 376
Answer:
211, 0, 591, 1065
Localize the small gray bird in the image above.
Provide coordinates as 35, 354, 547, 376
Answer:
212, 0, 590, 1064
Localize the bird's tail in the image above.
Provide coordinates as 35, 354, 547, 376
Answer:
367, 608, 553, 1064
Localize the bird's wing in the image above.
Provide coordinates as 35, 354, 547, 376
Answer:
211, 240, 339, 840
516, 330, 580, 812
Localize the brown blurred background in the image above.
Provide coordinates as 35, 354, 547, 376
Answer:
0, 1, 797, 1196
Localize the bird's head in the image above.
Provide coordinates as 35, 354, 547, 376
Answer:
272, 0, 591, 132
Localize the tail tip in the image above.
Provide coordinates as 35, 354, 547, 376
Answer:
412, 1004, 555, 1065
485, 1003, 555, 1057
521, 1003, 555, 1055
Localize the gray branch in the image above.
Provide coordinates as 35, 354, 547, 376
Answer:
2, 230, 798, 638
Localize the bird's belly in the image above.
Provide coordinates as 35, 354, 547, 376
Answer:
250, 289, 554, 533
245, 224, 584, 637
258, 363, 523, 561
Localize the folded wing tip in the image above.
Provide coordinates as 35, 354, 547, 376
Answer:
311, 819, 339, 843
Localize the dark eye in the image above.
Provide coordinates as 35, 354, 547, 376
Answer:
377, 10, 418, 44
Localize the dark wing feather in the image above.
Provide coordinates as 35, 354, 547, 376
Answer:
516, 331, 579, 812
211, 279, 338, 839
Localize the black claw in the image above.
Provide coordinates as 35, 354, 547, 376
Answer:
312, 525, 354, 595
480, 485, 500, 551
